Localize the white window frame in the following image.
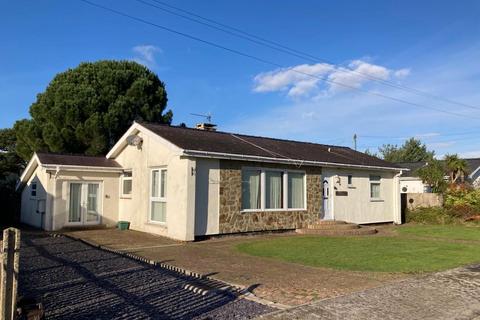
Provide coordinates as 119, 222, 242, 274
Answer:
347, 174, 354, 187
369, 175, 382, 201
149, 168, 167, 224
30, 182, 37, 199
241, 167, 307, 212
120, 170, 133, 198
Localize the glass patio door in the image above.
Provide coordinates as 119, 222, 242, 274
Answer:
68, 182, 101, 225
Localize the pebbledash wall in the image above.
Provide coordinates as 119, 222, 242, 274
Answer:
218, 160, 322, 234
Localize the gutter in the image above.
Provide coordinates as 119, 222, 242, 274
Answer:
42, 164, 123, 173
181, 149, 409, 172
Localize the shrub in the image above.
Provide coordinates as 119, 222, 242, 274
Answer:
444, 188, 480, 209
406, 207, 460, 225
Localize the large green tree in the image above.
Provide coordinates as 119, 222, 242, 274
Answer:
444, 154, 468, 184
15, 60, 172, 160
0, 128, 23, 223
379, 138, 434, 162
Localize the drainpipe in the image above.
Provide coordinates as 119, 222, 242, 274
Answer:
393, 170, 403, 224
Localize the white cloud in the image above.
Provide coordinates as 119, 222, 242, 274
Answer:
394, 68, 411, 78
253, 60, 410, 98
253, 63, 333, 97
132, 45, 162, 68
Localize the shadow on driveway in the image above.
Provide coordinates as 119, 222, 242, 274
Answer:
19, 232, 272, 320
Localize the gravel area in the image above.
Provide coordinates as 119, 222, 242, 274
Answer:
19, 232, 273, 319
260, 263, 480, 320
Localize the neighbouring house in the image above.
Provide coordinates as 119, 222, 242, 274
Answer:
398, 159, 480, 193
17, 122, 405, 241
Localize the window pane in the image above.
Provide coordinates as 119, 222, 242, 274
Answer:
288, 172, 305, 208
151, 201, 166, 222
87, 184, 98, 212
370, 175, 381, 181
266, 171, 283, 209
371, 183, 381, 198
242, 170, 261, 209
69, 184, 82, 223
151, 170, 159, 197
160, 170, 167, 198
123, 171, 132, 178
123, 179, 132, 195
348, 175, 353, 185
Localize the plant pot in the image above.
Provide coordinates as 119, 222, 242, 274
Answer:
117, 221, 130, 230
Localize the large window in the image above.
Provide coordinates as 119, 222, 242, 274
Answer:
242, 168, 305, 211
150, 169, 167, 223
120, 171, 132, 197
369, 175, 381, 199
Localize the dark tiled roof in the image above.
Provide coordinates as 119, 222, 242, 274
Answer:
395, 161, 428, 177
37, 153, 121, 168
140, 123, 401, 169
397, 158, 480, 177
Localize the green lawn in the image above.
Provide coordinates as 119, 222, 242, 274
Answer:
397, 225, 480, 241
236, 225, 480, 273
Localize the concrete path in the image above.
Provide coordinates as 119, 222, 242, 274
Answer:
19, 232, 273, 319
259, 263, 480, 320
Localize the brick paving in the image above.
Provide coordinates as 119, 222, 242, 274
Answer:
65, 229, 403, 306
259, 263, 480, 320
19, 232, 273, 319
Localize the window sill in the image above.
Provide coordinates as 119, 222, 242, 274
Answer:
347, 185, 356, 189
146, 221, 167, 227
120, 195, 132, 199
370, 199, 384, 202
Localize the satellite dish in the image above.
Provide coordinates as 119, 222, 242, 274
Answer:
126, 135, 143, 149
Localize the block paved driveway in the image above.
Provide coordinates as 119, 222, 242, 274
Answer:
259, 263, 480, 320
19, 232, 273, 320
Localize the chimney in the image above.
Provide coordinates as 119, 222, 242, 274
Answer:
196, 123, 217, 131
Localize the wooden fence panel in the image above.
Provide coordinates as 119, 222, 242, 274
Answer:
0, 228, 20, 320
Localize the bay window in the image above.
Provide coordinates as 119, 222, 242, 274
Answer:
242, 168, 305, 211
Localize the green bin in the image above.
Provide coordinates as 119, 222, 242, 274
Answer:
118, 221, 130, 230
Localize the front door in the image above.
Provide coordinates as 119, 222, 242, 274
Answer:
68, 182, 101, 225
322, 178, 333, 220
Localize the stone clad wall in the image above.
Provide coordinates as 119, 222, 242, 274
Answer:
219, 160, 322, 234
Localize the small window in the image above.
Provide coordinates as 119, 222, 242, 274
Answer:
31, 182, 37, 198
347, 174, 353, 186
121, 171, 133, 197
369, 175, 381, 199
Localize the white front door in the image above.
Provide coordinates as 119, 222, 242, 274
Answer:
68, 182, 101, 225
322, 178, 333, 220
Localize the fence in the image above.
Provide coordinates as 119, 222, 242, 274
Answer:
0, 228, 20, 320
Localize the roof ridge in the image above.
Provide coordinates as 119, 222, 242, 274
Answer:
138, 121, 351, 150
36, 151, 107, 158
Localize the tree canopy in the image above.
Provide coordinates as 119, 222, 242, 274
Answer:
14, 60, 172, 160
379, 138, 434, 162
417, 159, 447, 193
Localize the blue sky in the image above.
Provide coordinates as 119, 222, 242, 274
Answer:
2, 0, 480, 157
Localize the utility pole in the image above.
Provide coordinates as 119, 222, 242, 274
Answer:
353, 134, 357, 151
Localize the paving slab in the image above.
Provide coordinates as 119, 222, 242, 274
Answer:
259, 263, 480, 320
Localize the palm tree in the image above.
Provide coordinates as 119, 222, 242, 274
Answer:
444, 154, 468, 184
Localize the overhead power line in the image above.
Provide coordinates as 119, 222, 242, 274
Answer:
137, 0, 480, 112
78, 0, 480, 120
